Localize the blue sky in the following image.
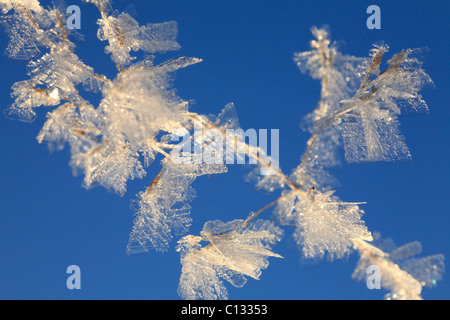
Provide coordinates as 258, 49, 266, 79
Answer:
0, 0, 449, 300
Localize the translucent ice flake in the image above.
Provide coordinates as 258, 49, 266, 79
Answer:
206, 103, 284, 193
97, 59, 199, 151
0, 0, 43, 14
70, 138, 146, 197
289, 126, 342, 192
97, 11, 180, 68
177, 219, 283, 300
289, 160, 338, 192
294, 27, 363, 178
27, 43, 94, 98
318, 48, 433, 163
294, 26, 333, 80
296, 30, 432, 164
83, 0, 111, 14
7, 79, 59, 122
154, 56, 203, 75
4, 104, 37, 122
213, 102, 241, 130
353, 234, 445, 300
4, 22, 95, 121
294, 26, 365, 121
341, 106, 411, 162
370, 49, 433, 114
127, 160, 228, 254
246, 166, 286, 193
275, 190, 371, 260
127, 187, 195, 254
369, 234, 445, 290
37, 102, 100, 152
1, 10, 42, 60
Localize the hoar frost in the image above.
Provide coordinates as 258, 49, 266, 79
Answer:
127, 160, 227, 254
275, 189, 371, 260
97, 10, 180, 68
177, 219, 283, 300
353, 234, 445, 300
0, 1, 444, 301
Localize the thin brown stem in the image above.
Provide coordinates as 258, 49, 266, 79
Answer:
145, 170, 163, 194
242, 197, 282, 228
186, 112, 300, 192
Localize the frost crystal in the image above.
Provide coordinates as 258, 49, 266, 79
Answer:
37, 102, 100, 151
177, 219, 283, 300
246, 165, 286, 193
297, 28, 433, 164
294, 27, 365, 121
321, 48, 433, 163
127, 160, 227, 254
353, 234, 445, 300
293, 27, 365, 189
0, 6, 45, 59
1, 1, 444, 300
0, 0, 43, 14
27, 43, 94, 99
78, 141, 146, 196
6, 79, 58, 122
289, 149, 339, 192
275, 190, 371, 260
97, 11, 180, 68
97, 58, 199, 151
7, 40, 94, 122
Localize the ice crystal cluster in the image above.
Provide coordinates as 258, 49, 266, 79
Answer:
353, 234, 445, 300
127, 160, 227, 254
177, 219, 283, 300
0, 1, 444, 300
275, 190, 371, 260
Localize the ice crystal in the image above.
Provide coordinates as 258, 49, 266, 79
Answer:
297, 28, 432, 164
294, 27, 365, 121
0, 0, 43, 14
353, 234, 445, 300
127, 160, 227, 254
0, 1, 444, 301
83, 0, 111, 14
97, 10, 180, 68
208, 103, 243, 160
97, 58, 200, 151
73, 139, 146, 197
0, 5, 46, 60
37, 102, 100, 151
275, 190, 371, 260
341, 109, 411, 162
27, 43, 94, 99
319, 48, 433, 163
289, 150, 339, 192
6, 79, 59, 122
246, 165, 286, 193
7, 40, 94, 122
2, 5, 94, 122
177, 219, 283, 300
213, 102, 241, 130
293, 27, 364, 190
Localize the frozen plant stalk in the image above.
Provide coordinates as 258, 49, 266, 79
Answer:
0, 1, 444, 300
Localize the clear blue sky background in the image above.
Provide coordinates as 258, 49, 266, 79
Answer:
0, 0, 448, 300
